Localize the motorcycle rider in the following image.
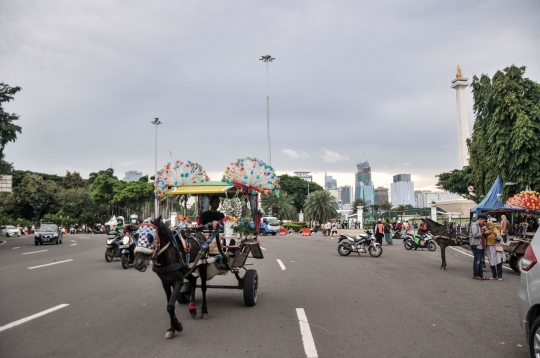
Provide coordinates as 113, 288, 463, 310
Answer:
122, 214, 140, 264
418, 218, 428, 236
113, 216, 125, 234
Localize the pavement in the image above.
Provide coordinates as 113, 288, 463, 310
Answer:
0, 232, 529, 358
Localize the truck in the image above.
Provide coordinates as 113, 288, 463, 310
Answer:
259, 216, 280, 236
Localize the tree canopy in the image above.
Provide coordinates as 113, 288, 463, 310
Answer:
278, 174, 324, 212
261, 192, 297, 220
0, 82, 22, 173
437, 65, 540, 202
304, 190, 338, 223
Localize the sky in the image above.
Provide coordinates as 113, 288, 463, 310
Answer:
1, 0, 539, 192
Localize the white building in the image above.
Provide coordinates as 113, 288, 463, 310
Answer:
391, 181, 415, 207
123, 170, 142, 182
415, 190, 462, 208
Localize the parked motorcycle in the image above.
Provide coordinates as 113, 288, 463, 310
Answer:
119, 233, 136, 269
337, 230, 383, 257
392, 230, 406, 240
105, 232, 122, 262
404, 232, 437, 251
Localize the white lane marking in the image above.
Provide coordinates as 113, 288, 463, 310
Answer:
22, 250, 48, 255
296, 308, 318, 358
0, 304, 69, 333
261, 247, 267, 251
70, 240, 76, 243
70, 244, 77, 246
12, 247, 22, 250
0, 241, 6, 246
276, 259, 286, 270
449, 247, 513, 271
28, 259, 73, 270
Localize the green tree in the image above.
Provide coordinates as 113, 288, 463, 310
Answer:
12, 174, 60, 221
351, 198, 369, 213
112, 180, 154, 215
0, 83, 22, 173
278, 174, 324, 212
379, 202, 392, 211
90, 174, 124, 209
88, 168, 117, 185
261, 192, 297, 220
304, 190, 338, 223
437, 65, 540, 201
62, 171, 86, 189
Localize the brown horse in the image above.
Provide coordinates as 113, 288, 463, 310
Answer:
425, 218, 469, 270
133, 217, 220, 339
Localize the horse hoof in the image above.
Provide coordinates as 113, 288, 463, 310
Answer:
201, 313, 208, 320
164, 331, 175, 339
190, 310, 197, 319
443, 267, 446, 270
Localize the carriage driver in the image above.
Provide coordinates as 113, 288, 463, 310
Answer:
201, 195, 225, 225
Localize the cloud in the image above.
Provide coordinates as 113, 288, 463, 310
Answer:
322, 149, 349, 163
282, 149, 310, 159
397, 162, 410, 166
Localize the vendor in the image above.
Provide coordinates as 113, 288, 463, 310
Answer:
201, 194, 225, 225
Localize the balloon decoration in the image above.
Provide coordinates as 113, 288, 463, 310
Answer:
155, 160, 209, 200
506, 191, 540, 210
222, 157, 280, 196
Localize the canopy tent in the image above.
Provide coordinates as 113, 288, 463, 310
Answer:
470, 175, 504, 219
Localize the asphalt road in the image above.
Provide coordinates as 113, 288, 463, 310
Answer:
0, 231, 529, 358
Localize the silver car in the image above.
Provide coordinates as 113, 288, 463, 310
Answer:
517, 229, 540, 357
1, 225, 21, 237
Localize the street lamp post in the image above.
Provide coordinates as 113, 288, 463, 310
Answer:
260, 54, 275, 165
151, 118, 162, 218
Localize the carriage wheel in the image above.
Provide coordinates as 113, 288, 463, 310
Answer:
243, 270, 258, 306
508, 256, 520, 273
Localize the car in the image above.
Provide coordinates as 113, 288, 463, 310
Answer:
517, 229, 540, 357
1, 225, 21, 237
34, 224, 63, 245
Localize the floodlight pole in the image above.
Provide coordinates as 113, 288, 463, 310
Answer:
260, 55, 275, 165
151, 118, 162, 218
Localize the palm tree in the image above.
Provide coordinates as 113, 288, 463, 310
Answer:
304, 191, 338, 223
261, 192, 297, 220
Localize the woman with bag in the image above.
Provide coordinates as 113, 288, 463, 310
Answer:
485, 221, 505, 281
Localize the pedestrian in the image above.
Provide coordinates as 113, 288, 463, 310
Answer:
485, 221, 505, 281
384, 220, 393, 245
500, 215, 509, 244
374, 219, 385, 245
470, 215, 488, 280
331, 222, 338, 238
404, 220, 411, 235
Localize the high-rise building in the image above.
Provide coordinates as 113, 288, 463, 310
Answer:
393, 174, 411, 183
325, 174, 337, 190
355, 162, 374, 205
374, 187, 389, 204
356, 183, 375, 205
123, 170, 142, 182
414, 190, 462, 208
390, 173, 414, 207
338, 185, 352, 205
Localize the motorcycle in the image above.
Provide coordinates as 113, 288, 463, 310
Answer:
392, 230, 406, 240
337, 230, 383, 257
105, 231, 122, 262
119, 233, 136, 269
404, 232, 437, 251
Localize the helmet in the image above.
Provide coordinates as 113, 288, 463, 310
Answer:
117, 216, 124, 223
129, 214, 138, 220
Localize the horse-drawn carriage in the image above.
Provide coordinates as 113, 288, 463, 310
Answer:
132, 158, 279, 339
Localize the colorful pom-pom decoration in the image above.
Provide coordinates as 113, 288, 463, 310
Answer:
221, 157, 280, 197
155, 160, 210, 199
505, 191, 540, 211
